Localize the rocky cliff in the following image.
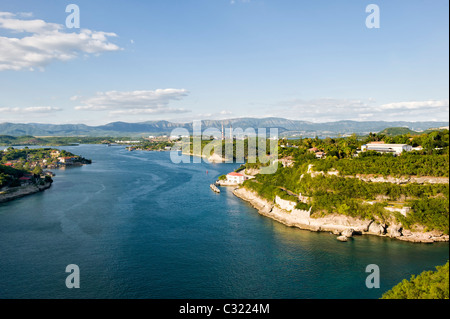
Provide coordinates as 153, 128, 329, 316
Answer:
233, 187, 449, 243
0, 182, 52, 203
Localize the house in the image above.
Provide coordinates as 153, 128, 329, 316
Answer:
361, 142, 413, 155
277, 156, 294, 168
50, 150, 61, 158
315, 151, 326, 159
308, 147, 326, 159
226, 172, 246, 184
58, 156, 75, 164
19, 176, 32, 184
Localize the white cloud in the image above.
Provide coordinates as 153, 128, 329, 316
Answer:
0, 107, 20, 113
230, 0, 251, 4
379, 99, 449, 110
0, 11, 121, 71
73, 89, 191, 115
0, 106, 62, 113
24, 106, 63, 113
266, 98, 449, 122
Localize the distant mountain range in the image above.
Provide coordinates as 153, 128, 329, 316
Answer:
0, 118, 448, 137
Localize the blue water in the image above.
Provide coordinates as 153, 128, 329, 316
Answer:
0, 145, 448, 299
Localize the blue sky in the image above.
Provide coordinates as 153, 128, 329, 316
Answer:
0, 0, 448, 125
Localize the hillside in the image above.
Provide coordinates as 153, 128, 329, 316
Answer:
1, 119, 448, 137
379, 127, 421, 136
382, 261, 449, 299
380, 126, 448, 136
234, 130, 449, 242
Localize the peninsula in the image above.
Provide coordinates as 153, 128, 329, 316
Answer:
226, 129, 449, 243
0, 147, 92, 203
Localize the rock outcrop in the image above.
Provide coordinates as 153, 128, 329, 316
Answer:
0, 182, 52, 203
232, 187, 449, 243
352, 174, 449, 185
341, 228, 355, 238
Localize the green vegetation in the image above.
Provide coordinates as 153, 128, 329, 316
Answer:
241, 130, 449, 234
1, 147, 91, 167
402, 198, 449, 233
379, 127, 421, 136
380, 126, 448, 137
1, 147, 91, 190
180, 137, 276, 163
313, 154, 449, 177
279, 129, 448, 160
382, 261, 449, 299
244, 173, 449, 232
0, 135, 129, 146
129, 139, 174, 151
0, 164, 27, 188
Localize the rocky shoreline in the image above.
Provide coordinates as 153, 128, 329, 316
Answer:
0, 182, 52, 204
232, 187, 449, 244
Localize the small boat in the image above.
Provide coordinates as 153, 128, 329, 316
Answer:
210, 184, 220, 193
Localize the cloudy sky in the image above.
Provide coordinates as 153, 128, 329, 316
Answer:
0, 0, 448, 125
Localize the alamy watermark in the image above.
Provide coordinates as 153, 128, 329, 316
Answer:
65, 264, 80, 289
366, 4, 380, 29
169, 121, 279, 175
365, 264, 380, 289
65, 4, 80, 29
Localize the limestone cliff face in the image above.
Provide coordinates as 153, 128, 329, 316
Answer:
308, 164, 449, 185
233, 187, 449, 243
274, 196, 310, 219
350, 175, 449, 185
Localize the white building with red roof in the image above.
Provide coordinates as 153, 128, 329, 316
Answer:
226, 172, 246, 185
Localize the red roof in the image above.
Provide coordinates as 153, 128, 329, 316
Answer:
227, 172, 244, 177
3, 163, 13, 166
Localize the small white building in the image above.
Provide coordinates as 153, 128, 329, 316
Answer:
315, 151, 326, 159
226, 172, 245, 184
361, 142, 412, 155
58, 156, 75, 164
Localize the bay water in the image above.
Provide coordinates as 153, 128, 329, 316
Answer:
0, 144, 448, 299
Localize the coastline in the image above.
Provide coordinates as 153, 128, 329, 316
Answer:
232, 186, 449, 244
0, 182, 52, 204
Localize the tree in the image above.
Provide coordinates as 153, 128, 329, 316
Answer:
32, 165, 43, 176
382, 261, 449, 299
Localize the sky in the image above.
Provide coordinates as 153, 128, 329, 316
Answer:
0, 0, 448, 125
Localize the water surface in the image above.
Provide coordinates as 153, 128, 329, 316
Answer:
0, 145, 448, 299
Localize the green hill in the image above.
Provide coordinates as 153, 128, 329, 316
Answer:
382, 261, 449, 299
379, 127, 421, 136
0, 164, 27, 188
380, 126, 449, 136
